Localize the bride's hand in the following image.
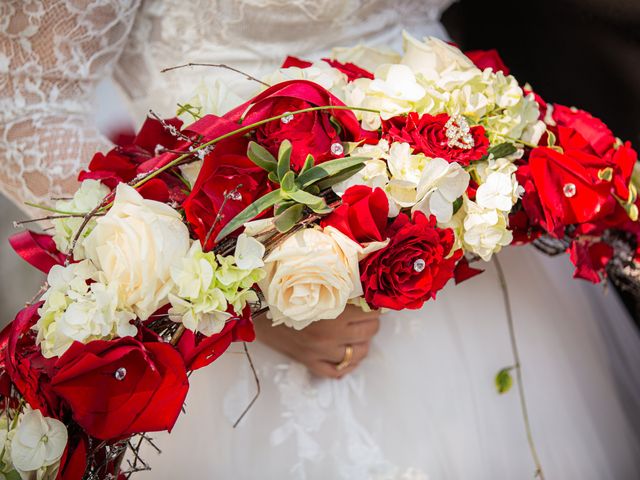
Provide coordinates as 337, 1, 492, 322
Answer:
253, 305, 381, 379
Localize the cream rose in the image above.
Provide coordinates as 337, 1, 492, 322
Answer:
259, 226, 385, 330
83, 184, 190, 320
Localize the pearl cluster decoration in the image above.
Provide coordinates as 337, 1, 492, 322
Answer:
445, 114, 475, 150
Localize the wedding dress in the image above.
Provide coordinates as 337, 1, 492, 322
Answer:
1, 1, 640, 479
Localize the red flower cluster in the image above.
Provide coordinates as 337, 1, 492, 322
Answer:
382, 112, 489, 165
360, 212, 461, 310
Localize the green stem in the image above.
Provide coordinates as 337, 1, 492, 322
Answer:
23, 202, 87, 216
493, 256, 546, 480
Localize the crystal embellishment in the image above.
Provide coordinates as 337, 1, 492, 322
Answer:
444, 114, 475, 150
331, 142, 344, 156
114, 367, 127, 381
413, 258, 426, 273
228, 190, 242, 201
563, 183, 577, 198
281, 112, 294, 124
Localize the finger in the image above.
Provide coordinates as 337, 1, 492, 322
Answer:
323, 342, 370, 365
344, 318, 380, 344
342, 305, 381, 325
308, 359, 359, 379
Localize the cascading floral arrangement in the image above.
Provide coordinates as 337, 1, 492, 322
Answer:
1, 32, 638, 479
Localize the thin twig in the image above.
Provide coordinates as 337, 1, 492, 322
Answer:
13, 213, 104, 227
232, 342, 261, 428
161, 62, 271, 87
203, 186, 243, 249
493, 256, 546, 480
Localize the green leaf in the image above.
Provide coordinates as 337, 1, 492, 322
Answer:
280, 171, 297, 193
277, 140, 292, 181
297, 157, 366, 188
268, 171, 279, 183
316, 163, 365, 190
215, 189, 282, 242
299, 154, 315, 175
287, 189, 325, 209
495, 367, 514, 394
274, 200, 296, 215
274, 203, 305, 233
452, 197, 463, 215
488, 142, 517, 159
546, 129, 556, 148
247, 141, 277, 172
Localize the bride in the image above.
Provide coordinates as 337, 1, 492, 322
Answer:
1, 1, 640, 479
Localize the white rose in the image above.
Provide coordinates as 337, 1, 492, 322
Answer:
83, 184, 190, 320
10, 409, 67, 474
401, 31, 476, 81
259, 227, 385, 329
52, 179, 109, 260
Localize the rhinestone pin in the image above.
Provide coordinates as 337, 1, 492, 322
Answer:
114, 367, 127, 381
281, 112, 294, 124
330, 142, 344, 156
563, 183, 577, 198
228, 190, 242, 201
444, 115, 475, 150
413, 258, 426, 273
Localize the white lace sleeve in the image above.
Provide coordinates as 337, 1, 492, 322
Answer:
0, 0, 140, 216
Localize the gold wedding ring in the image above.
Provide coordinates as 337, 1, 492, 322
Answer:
335, 344, 354, 371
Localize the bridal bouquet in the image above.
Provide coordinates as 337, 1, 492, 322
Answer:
2, 32, 638, 478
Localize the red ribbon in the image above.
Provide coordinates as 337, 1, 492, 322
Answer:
9, 231, 65, 274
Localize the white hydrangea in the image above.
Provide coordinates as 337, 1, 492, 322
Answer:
413, 158, 470, 223
177, 78, 242, 122
262, 61, 349, 101
35, 260, 137, 358
461, 199, 513, 261
6, 408, 67, 480
330, 43, 401, 72
168, 240, 265, 336
179, 160, 203, 189
475, 171, 521, 212
52, 179, 109, 260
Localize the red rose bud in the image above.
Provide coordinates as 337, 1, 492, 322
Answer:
176, 306, 255, 371
51, 337, 189, 440
360, 211, 461, 310
382, 112, 489, 166
183, 136, 273, 249
321, 185, 389, 243
465, 49, 510, 75
237, 80, 367, 170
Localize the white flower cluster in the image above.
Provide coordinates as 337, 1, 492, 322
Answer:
0, 408, 67, 480
168, 235, 266, 336
36, 183, 267, 358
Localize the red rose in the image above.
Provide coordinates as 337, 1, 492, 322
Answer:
382, 112, 489, 165
321, 185, 389, 243
321, 58, 374, 81
527, 146, 618, 234
177, 306, 255, 371
465, 49, 510, 75
51, 337, 189, 440
79, 116, 189, 203
236, 80, 366, 170
360, 212, 461, 310
551, 104, 615, 157
183, 136, 273, 250
2, 304, 60, 417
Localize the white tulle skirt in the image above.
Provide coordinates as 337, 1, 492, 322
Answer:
137, 245, 640, 479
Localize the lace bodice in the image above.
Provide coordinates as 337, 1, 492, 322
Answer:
0, 0, 452, 214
